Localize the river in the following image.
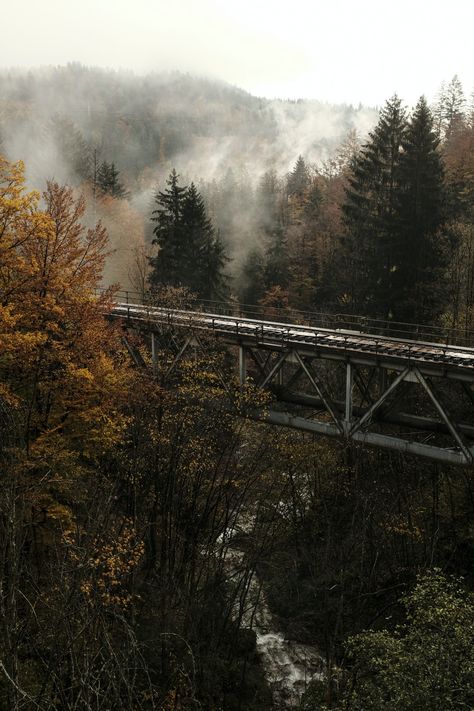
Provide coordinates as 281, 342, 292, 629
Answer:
218, 516, 324, 708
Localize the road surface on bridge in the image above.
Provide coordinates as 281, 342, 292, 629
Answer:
111, 302, 474, 378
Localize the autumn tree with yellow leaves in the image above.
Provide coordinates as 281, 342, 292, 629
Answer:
0, 157, 142, 709
0, 156, 275, 709
0, 159, 127, 457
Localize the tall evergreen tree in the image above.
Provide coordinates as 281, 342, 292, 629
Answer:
181, 182, 227, 299
341, 95, 407, 318
149, 171, 227, 299
395, 96, 447, 322
150, 169, 187, 289
50, 115, 92, 182
96, 160, 128, 198
256, 169, 281, 234
433, 81, 447, 135
287, 155, 310, 197
239, 247, 266, 306
443, 75, 466, 136
264, 230, 289, 290
340, 95, 448, 323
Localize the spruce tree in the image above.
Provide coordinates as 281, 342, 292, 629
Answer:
181, 182, 227, 299
239, 247, 266, 306
150, 169, 187, 289
341, 95, 407, 318
149, 172, 227, 299
264, 230, 289, 289
200, 227, 227, 301
96, 161, 128, 198
50, 115, 92, 182
256, 169, 281, 234
395, 96, 447, 322
287, 155, 310, 197
340, 95, 448, 324
443, 75, 466, 136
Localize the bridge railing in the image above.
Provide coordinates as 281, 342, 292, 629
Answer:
98, 288, 474, 348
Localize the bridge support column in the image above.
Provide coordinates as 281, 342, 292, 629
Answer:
239, 346, 247, 386
344, 362, 353, 436
151, 332, 157, 376
277, 361, 284, 386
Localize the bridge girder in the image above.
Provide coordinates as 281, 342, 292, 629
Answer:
235, 344, 474, 466
111, 302, 474, 467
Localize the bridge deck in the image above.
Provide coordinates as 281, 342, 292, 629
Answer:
111, 302, 474, 380
110, 301, 474, 465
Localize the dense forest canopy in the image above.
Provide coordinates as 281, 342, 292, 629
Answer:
2, 65, 472, 330
1, 66, 474, 709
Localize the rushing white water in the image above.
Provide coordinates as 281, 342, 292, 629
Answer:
218, 519, 324, 708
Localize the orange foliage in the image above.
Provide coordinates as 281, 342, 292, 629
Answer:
85, 187, 146, 290
0, 156, 129, 462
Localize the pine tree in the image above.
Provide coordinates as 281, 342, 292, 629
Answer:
443, 75, 466, 137
433, 80, 447, 136
342, 95, 407, 318
96, 161, 128, 199
200, 227, 227, 301
181, 182, 227, 299
339, 95, 448, 323
149, 169, 187, 288
264, 230, 289, 289
149, 172, 227, 299
395, 96, 447, 322
287, 155, 310, 197
256, 169, 281, 234
239, 247, 266, 306
50, 115, 92, 182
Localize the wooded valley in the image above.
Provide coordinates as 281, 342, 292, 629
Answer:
1, 67, 474, 709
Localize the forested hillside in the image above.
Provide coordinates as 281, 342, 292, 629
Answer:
0, 65, 375, 184
1, 68, 474, 710
0, 65, 376, 288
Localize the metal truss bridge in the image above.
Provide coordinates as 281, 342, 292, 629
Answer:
109, 295, 474, 467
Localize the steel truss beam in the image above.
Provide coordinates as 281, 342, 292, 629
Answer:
118, 311, 474, 466
157, 331, 234, 398
235, 344, 474, 466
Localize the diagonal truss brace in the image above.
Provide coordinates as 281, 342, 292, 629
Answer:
121, 336, 147, 368
414, 368, 472, 464
260, 351, 289, 388
165, 336, 197, 378
293, 351, 343, 433
244, 347, 273, 383
350, 368, 410, 436
353, 367, 376, 408
164, 334, 233, 398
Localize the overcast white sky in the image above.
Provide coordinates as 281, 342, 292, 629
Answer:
1, 0, 473, 106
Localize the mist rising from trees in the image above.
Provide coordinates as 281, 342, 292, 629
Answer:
0, 64, 378, 289
1, 69, 474, 709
